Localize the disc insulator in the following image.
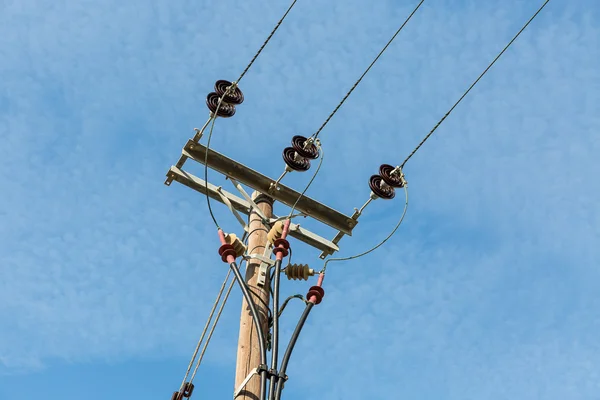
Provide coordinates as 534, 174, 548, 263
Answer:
214, 80, 244, 105
206, 92, 236, 118
282, 147, 310, 172
379, 164, 404, 188
369, 175, 395, 200
285, 264, 315, 281
291, 135, 319, 160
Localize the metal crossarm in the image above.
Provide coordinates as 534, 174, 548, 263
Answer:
179, 140, 357, 235
166, 167, 340, 255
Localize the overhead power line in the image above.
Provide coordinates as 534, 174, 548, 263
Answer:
400, 0, 551, 168
237, 0, 299, 83
312, 0, 425, 140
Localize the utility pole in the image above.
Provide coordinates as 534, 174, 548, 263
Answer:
234, 192, 273, 400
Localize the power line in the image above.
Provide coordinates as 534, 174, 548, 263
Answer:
400, 0, 551, 168
237, 0, 299, 83
312, 0, 425, 140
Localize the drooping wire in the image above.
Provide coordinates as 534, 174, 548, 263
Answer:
312, 0, 425, 140
189, 275, 236, 384
321, 184, 409, 273
179, 268, 232, 392
204, 106, 223, 229
287, 147, 324, 220
400, 0, 551, 168
236, 0, 299, 84
277, 294, 308, 319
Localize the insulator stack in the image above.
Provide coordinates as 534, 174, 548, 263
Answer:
282, 135, 319, 172
368, 164, 405, 200
206, 80, 244, 118
285, 263, 315, 281
224, 233, 247, 258
267, 221, 285, 245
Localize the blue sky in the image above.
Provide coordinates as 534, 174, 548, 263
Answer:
1, 0, 599, 399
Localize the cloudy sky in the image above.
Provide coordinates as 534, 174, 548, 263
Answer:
1, 0, 599, 399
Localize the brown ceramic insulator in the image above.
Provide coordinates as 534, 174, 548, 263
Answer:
182, 382, 194, 398
282, 147, 310, 172
379, 164, 404, 188
214, 79, 244, 105
369, 175, 395, 200
284, 264, 315, 281
206, 92, 236, 118
291, 135, 319, 159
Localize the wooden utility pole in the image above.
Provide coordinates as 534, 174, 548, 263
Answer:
234, 192, 273, 400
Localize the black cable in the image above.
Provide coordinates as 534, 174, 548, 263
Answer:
400, 0, 551, 168
312, 0, 425, 140
277, 295, 307, 318
268, 258, 283, 400
273, 302, 315, 400
229, 261, 268, 400
237, 0, 299, 83
246, 286, 273, 322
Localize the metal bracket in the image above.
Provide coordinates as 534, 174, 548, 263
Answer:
228, 177, 269, 224
254, 244, 273, 288
233, 368, 259, 398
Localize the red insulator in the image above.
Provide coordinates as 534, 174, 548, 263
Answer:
369, 175, 395, 200
182, 382, 195, 398
307, 285, 325, 305
206, 92, 236, 118
282, 147, 310, 172
273, 238, 290, 249
214, 80, 244, 105
218, 243, 237, 262
272, 238, 290, 257
291, 135, 319, 160
379, 164, 404, 188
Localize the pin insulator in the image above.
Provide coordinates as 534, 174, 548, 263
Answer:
379, 164, 404, 188
282, 147, 311, 172
182, 382, 194, 398
291, 135, 319, 159
224, 233, 247, 258
206, 92, 236, 118
307, 285, 325, 305
285, 263, 315, 281
218, 243, 237, 262
267, 221, 285, 245
214, 80, 244, 105
369, 175, 395, 200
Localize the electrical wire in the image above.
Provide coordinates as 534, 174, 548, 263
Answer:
236, 0, 299, 83
202, 0, 300, 229
287, 147, 324, 220
178, 269, 231, 392
189, 276, 236, 383
312, 0, 425, 140
277, 294, 307, 318
321, 184, 409, 273
400, 0, 551, 168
